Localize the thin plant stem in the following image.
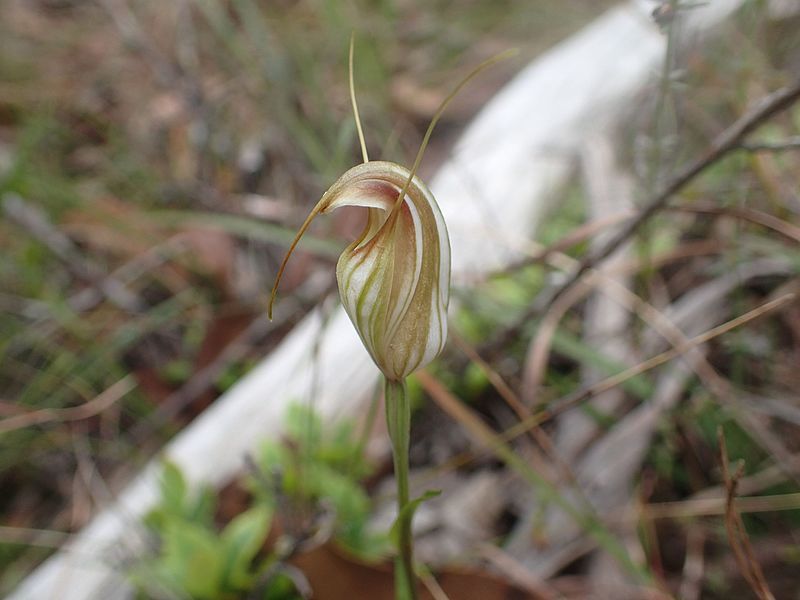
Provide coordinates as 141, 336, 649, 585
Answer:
385, 377, 416, 600
638, 0, 680, 287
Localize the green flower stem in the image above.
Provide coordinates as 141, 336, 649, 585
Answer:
384, 377, 416, 600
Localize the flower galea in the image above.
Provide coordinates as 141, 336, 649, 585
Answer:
270, 160, 450, 381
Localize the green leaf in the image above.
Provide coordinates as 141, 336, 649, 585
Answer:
389, 490, 440, 546
160, 359, 192, 386
284, 403, 322, 444
187, 485, 217, 527
160, 520, 224, 599
262, 572, 303, 599
159, 461, 187, 516
220, 506, 272, 590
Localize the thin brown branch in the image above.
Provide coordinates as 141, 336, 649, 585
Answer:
450, 329, 582, 489
547, 78, 800, 308
668, 204, 800, 244
534, 294, 790, 446
718, 428, 775, 600
642, 491, 800, 520
420, 294, 795, 485
740, 136, 800, 152
0, 376, 135, 435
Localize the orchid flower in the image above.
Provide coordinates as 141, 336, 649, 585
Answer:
268, 39, 514, 599
269, 43, 512, 380
270, 160, 449, 381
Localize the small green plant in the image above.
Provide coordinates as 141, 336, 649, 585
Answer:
252, 403, 389, 561
269, 36, 514, 599
131, 405, 384, 599
132, 461, 296, 600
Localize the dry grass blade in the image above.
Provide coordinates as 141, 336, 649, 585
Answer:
643, 491, 800, 520
416, 370, 531, 468
490, 236, 722, 376
573, 294, 794, 402
668, 204, 800, 244
740, 136, 800, 152
679, 527, 705, 600
518, 214, 720, 416
718, 428, 775, 600
521, 276, 591, 408
470, 293, 797, 463
450, 331, 580, 487
476, 543, 561, 600
418, 569, 450, 600
450, 331, 529, 421
416, 370, 651, 583
0, 376, 135, 435
418, 292, 797, 496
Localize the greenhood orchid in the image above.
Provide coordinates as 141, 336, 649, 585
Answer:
268, 39, 514, 599
332, 162, 449, 381
269, 43, 513, 382
270, 160, 449, 381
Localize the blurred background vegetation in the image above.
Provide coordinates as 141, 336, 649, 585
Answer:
2, 1, 800, 598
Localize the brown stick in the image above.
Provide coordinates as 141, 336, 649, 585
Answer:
0, 376, 135, 435
418, 294, 795, 487
666, 204, 800, 244
740, 136, 800, 152
718, 428, 775, 600
547, 78, 800, 308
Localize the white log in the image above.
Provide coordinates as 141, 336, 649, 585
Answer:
11, 1, 745, 598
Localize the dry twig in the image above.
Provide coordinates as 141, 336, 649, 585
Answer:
718, 428, 775, 600
454, 293, 796, 474
428, 293, 796, 481
740, 136, 800, 152
667, 204, 800, 244
450, 330, 579, 488
643, 491, 800, 520
546, 78, 800, 309
476, 542, 561, 600
678, 526, 706, 600
0, 376, 135, 435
